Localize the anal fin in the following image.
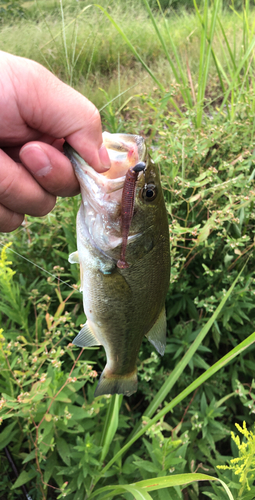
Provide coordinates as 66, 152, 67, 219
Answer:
146, 307, 167, 356
72, 322, 101, 347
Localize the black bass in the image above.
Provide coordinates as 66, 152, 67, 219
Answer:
64, 132, 170, 397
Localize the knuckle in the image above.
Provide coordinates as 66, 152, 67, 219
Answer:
0, 204, 24, 232
88, 106, 101, 129
27, 196, 56, 217
0, 172, 17, 204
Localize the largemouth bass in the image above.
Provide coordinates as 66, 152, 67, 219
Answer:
64, 132, 170, 397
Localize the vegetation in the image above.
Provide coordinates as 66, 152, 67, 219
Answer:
0, 0, 255, 499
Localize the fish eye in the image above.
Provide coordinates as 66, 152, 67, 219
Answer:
142, 183, 157, 202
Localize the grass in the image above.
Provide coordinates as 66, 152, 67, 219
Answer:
1, 1, 254, 111
1, 0, 255, 499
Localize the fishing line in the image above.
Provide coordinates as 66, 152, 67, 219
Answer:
0, 241, 78, 291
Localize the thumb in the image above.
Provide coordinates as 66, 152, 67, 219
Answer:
12, 54, 110, 171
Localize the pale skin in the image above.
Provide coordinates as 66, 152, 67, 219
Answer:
0, 50, 110, 233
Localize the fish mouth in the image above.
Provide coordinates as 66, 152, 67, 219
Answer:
64, 133, 147, 255
64, 132, 147, 193
102, 132, 146, 180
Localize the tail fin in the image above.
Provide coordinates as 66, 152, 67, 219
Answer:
94, 369, 137, 397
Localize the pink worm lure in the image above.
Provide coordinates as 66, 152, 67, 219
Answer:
117, 162, 146, 269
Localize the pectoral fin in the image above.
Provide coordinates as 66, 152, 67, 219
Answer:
69, 251, 79, 264
146, 307, 167, 356
72, 322, 101, 347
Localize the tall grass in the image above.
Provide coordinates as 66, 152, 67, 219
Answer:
1, 1, 255, 499
1, 0, 254, 112
98, 0, 255, 125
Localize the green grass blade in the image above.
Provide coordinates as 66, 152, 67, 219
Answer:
210, 50, 229, 119
217, 15, 237, 73
99, 78, 148, 113
90, 473, 234, 500
59, 0, 70, 78
95, 4, 183, 117
189, 2, 228, 119
134, 474, 234, 500
212, 35, 232, 120
99, 394, 122, 462
93, 329, 255, 487
128, 261, 246, 442
40, 4, 93, 50
89, 484, 153, 500
83, 35, 97, 89
119, 485, 152, 500
192, 3, 229, 118
218, 34, 255, 114
212, 35, 231, 85
95, 4, 164, 92
142, 0, 192, 108
195, 0, 221, 127
194, 0, 208, 126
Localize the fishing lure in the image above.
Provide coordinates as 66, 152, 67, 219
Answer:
117, 161, 146, 269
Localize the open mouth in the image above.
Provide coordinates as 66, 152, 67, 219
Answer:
102, 132, 145, 179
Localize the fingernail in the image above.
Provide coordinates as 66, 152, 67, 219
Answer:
20, 145, 52, 177
99, 144, 111, 169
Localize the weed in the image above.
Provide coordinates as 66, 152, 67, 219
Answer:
1, 1, 255, 498
217, 421, 255, 497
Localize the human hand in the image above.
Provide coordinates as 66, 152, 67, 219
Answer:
0, 51, 110, 232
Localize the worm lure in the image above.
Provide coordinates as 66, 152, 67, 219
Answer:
117, 162, 146, 269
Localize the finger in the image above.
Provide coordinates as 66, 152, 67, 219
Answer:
2, 146, 21, 163
20, 142, 80, 197
10, 55, 111, 171
0, 203, 24, 232
3, 137, 64, 162
0, 149, 56, 216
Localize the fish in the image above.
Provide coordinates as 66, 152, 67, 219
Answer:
64, 132, 170, 397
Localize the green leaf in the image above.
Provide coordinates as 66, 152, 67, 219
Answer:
193, 353, 210, 370
32, 341, 49, 356
56, 437, 71, 466
22, 449, 36, 464
123, 485, 152, 500
200, 392, 207, 414
74, 488, 85, 500
133, 459, 159, 473
135, 473, 234, 499
55, 391, 71, 403
197, 216, 216, 243
90, 484, 153, 500
90, 473, 233, 500
0, 421, 18, 450
43, 451, 57, 485
11, 469, 37, 489
100, 394, 122, 462
30, 378, 52, 396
